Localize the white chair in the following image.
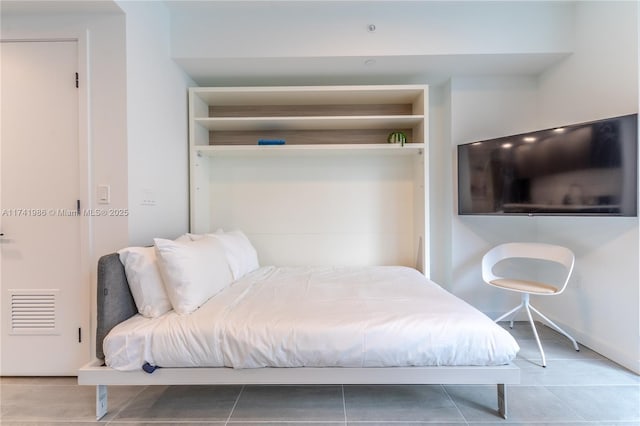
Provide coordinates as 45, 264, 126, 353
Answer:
482, 242, 579, 367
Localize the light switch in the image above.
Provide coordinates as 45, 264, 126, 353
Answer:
141, 189, 156, 206
97, 184, 110, 204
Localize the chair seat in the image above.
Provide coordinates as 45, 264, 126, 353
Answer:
489, 278, 558, 294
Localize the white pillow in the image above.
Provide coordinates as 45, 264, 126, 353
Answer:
118, 246, 171, 318
154, 236, 233, 315
117, 234, 190, 318
189, 230, 259, 280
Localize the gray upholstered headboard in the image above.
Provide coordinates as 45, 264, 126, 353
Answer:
96, 253, 136, 360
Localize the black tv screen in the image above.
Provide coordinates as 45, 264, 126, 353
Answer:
458, 114, 638, 216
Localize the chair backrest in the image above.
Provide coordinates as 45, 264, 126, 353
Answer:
482, 242, 575, 295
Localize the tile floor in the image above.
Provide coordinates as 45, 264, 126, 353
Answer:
1, 322, 638, 425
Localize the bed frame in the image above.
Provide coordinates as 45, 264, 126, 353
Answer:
77, 253, 520, 420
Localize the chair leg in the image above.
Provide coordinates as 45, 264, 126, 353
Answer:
523, 294, 546, 367
529, 304, 580, 352
494, 301, 524, 327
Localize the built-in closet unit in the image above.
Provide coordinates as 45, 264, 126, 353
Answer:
189, 85, 430, 276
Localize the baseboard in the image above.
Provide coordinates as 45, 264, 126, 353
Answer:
541, 318, 639, 375
484, 311, 639, 375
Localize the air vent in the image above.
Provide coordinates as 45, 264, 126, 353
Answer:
9, 290, 59, 335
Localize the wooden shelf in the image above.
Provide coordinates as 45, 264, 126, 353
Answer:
193, 115, 424, 132
193, 143, 425, 157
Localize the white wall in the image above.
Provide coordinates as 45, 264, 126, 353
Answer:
447, 76, 540, 307
446, 1, 639, 373
1, 11, 129, 254
534, 1, 639, 373
537, 1, 638, 127
2, 1, 195, 367
116, 1, 193, 246
1, 10, 129, 360
428, 83, 451, 285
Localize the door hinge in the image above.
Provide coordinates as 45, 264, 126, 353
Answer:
75, 72, 79, 88
76, 199, 81, 215
78, 327, 82, 343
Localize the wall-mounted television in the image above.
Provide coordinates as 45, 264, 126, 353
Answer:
457, 114, 638, 216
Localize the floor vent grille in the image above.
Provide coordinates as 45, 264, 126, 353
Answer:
9, 290, 59, 335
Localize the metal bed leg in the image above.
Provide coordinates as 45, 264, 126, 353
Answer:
96, 385, 108, 420
497, 383, 507, 419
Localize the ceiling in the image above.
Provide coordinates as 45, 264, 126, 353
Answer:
0, 0, 122, 15
164, 0, 574, 86
1, 0, 573, 86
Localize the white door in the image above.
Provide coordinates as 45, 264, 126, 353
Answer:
0, 40, 88, 375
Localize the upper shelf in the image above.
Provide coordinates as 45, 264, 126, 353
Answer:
193, 115, 424, 131
189, 85, 428, 151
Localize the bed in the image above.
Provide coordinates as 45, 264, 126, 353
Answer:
78, 236, 520, 420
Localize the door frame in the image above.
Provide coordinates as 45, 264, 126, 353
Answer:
0, 34, 93, 370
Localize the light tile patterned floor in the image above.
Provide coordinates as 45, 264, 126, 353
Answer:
1, 322, 638, 425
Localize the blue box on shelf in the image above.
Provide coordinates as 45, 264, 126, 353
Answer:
258, 139, 286, 145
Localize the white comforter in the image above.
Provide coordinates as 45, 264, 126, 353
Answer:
104, 266, 519, 371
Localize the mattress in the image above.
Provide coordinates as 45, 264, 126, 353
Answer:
104, 266, 519, 371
